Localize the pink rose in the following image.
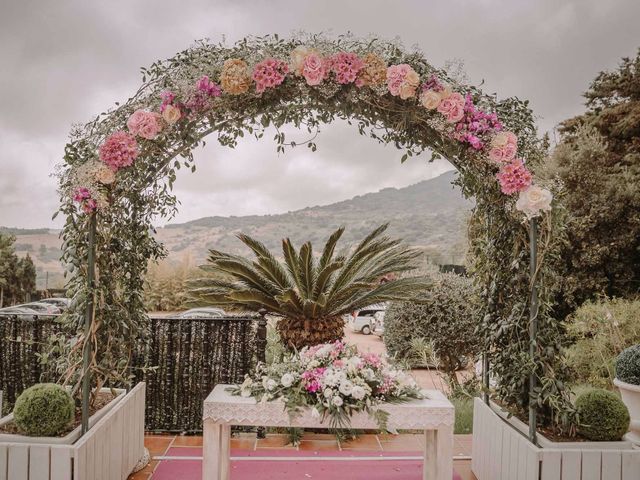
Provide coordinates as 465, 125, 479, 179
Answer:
302, 53, 327, 86
437, 92, 465, 123
127, 110, 162, 140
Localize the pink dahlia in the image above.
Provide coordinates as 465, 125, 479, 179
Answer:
329, 52, 364, 84
252, 58, 289, 93
126, 110, 162, 140
496, 159, 532, 195
99, 131, 139, 171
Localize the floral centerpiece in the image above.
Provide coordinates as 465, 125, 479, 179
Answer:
229, 340, 422, 430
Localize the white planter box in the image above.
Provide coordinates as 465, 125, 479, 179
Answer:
0, 383, 146, 480
472, 398, 640, 480
615, 378, 640, 445
0, 387, 126, 445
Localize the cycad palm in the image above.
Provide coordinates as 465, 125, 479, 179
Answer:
190, 224, 430, 349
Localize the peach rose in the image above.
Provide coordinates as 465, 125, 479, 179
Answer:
220, 58, 252, 95
491, 131, 518, 149
515, 185, 553, 219
95, 164, 116, 185
162, 104, 181, 125
420, 90, 442, 110
290, 46, 312, 76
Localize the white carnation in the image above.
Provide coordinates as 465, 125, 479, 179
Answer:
332, 396, 344, 407
266, 379, 277, 391
323, 388, 334, 399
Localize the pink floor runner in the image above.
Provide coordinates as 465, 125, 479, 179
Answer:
152, 448, 463, 480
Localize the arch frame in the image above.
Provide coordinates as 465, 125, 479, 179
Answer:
55, 33, 571, 433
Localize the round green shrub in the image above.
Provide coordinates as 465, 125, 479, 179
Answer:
575, 389, 629, 441
13, 383, 75, 437
616, 344, 640, 385
384, 272, 481, 375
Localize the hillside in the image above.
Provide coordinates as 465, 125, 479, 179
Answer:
3, 171, 472, 288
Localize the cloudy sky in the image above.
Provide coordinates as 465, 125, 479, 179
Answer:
0, 0, 638, 228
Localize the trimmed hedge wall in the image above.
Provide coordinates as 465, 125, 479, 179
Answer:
0, 314, 260, 433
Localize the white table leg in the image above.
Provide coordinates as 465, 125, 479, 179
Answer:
424, 429, 437, 480
203, 418, 222, 480
220, 425, 231, 480
436, 424, 453, 480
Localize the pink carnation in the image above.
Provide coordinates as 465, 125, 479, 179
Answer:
99, 131, 139, 171
126, 110, 162, 140
302, 53, 328, 86
496, 159, 532, 195
253, 58, 289, 94
437, 92, 465, 123
329, 52, 364, 84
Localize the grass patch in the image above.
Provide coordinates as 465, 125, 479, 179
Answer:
452, 396, 474, 434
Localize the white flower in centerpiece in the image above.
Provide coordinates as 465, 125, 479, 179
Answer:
332, 396, 344, 407
339, 380, 353, 396
266, 379, 277, 391
311, 407, 320, 418
323, 388, 334, 399
361, 368, 375, 381
281, 373, 294, 387
515, 185, 553, 219
351, 386, 366, 400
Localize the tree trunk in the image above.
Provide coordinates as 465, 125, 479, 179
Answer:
277, 316, 345, 351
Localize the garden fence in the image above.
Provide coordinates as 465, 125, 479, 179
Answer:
0, 313, 265, 433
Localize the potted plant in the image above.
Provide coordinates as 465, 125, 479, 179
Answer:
614, 344, 640, 444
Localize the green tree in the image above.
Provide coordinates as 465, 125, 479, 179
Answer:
545, 49, 640, 308
190, 224, 430, 350
0, 234, 36, 306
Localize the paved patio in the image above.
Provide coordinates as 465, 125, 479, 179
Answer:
129, 432, 476, 480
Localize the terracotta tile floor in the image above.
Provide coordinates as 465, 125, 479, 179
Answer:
129, 433, 476, 480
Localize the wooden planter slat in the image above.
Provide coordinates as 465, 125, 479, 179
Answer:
0, 383, 145, 480
473, 398, 640, 480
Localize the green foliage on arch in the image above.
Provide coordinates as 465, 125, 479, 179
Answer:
55, 33, 572, 428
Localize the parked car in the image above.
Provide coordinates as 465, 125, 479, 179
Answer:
174, 307, 226, 319
19, 302, 62, 315
0, 306, 39, 316
348, 304, 386, 335
38, 297, 71, 311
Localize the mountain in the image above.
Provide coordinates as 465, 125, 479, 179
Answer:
3, 171, 472, 289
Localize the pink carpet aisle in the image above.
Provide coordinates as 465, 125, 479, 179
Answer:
131, 434, 475, 480
152, 448, 463, 480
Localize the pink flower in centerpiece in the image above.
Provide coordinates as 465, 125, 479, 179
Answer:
437, 91, 465, 123
332, 359, 345, 368
329, 52, 364, 84
496, 158, 532, 194
453, 94, 503, 150
252, 58, 289, 93
361, 352, 383, 368
159, 90, 176, 113
302, 53, 328, 86
99, 131, 139, 171
126, 110, 162, 140
386, 64, 420, 99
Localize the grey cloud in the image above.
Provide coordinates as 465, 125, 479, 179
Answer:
0, 0, 638, 227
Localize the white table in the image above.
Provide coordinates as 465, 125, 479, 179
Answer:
203, 384, 454, 480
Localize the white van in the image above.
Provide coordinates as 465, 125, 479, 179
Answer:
348, 305, 386, 335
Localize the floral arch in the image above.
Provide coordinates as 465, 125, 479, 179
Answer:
57, 34, 569, 433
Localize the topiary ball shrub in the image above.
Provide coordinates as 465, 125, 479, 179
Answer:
384, 272, 481, 377
13, 383, 75, 437
616, 344, 640, 385
575, 389, 630, 441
